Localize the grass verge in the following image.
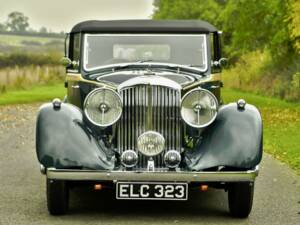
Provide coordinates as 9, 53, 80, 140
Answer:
0, 83, 65, 105
223, 88, 300, 174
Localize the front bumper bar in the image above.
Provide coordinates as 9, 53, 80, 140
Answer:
46, 166, 259, 182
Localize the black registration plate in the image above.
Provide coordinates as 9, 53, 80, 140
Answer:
116, 182, 188, 200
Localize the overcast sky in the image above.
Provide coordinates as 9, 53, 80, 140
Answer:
0, 0, 154, 32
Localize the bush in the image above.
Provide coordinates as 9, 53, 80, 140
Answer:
223, 50, 300, 101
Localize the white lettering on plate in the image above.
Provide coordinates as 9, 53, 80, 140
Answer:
140, 185, 150, 197
129, 184, 139, 197
119, 184, 129, 198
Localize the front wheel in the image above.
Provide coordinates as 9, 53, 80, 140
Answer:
228, 182, 254, 218
46, 179, 69, 215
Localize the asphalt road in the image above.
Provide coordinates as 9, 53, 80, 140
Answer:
0, 104, 299, 225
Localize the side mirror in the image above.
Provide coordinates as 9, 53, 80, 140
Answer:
60, 57, 79, 69
60, 57, 72, 67
219, 58, 228, 67
212, 58, 228, 68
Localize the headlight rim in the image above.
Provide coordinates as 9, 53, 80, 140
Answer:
83, 87, 123, 127
181, 88, 218, 128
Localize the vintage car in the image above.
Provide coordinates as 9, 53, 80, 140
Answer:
36, 20, 262, 217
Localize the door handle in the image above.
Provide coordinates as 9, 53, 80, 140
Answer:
72, 85, 80, 89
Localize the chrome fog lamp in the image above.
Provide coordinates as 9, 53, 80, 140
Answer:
164, 150, 181, 168
137, 131, 165, 157
121, 150, 138, 168
84, 88, 122, 127
181, 88, 218, 128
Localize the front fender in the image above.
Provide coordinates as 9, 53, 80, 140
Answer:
36, 103, 114, 170
185, 102, 263, 171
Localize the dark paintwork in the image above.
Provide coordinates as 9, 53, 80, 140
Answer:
36, 103, 114, 170
37, 20, 261, 172
96, 72, 194, 86
184, 103, 263, 171
71, 20, 218, 34
36, 101, 262, 171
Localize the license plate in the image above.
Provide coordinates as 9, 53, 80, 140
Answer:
116, 182, 188, 200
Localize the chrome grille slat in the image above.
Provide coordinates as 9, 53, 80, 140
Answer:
118, 84, 181, 169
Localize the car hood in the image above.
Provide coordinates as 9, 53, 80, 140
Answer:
95, 70, 196, 87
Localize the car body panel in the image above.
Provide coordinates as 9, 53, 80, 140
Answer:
36, 102, 262, 172
36, 103, 114, 170
185, 103, 263, 170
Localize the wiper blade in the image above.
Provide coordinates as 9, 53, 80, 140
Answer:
90, 62, 205, 74
110, 61, 153, 70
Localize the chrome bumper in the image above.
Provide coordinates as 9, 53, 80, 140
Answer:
46, 166, 259, 182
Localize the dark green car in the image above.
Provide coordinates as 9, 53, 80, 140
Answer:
36, 20, 262, 217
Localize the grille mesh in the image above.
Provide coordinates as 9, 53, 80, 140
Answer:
117, 85, 181, 169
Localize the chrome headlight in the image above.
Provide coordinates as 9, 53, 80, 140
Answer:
84, 88, 122, 127
164, 150, 181, 168
181, 88, 218, 128
137, 131, 165, 157
121, 150, 138, 168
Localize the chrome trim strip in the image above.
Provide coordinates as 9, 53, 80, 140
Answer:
118, 76, 182, 92
46, 166, 259, 182
182, 73, 221, 90
83, 34, 208, 73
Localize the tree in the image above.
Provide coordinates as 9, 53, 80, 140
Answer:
0, 23, 6, 32
39, 26, 48, 33
6, 11, 29, 32
153, 0, 222, 26
288, 0, 300, 54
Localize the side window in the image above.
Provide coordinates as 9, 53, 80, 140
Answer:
68, 33, 81, 71
73, 34, 81, 63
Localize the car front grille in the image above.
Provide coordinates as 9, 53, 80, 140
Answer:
117, 84, 181, 169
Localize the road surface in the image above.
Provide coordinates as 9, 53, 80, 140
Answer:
0, 103, 299, 225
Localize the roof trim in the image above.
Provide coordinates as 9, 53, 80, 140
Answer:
70, 20, 218, 34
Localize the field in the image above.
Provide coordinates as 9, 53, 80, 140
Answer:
0, 34, 64, 95
0, 34, 64, 53
0, 83, 65, 105
0, 34, 63, 46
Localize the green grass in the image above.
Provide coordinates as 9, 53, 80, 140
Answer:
0, 83, 65, 105
222, 88, 300, 173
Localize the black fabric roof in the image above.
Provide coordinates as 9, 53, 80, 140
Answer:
70, 20, 218, 34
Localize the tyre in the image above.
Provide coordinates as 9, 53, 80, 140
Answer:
46, 179, 69, 215
228, 182, 254, 218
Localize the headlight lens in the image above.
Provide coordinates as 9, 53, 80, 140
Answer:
137, 131, 165, 157
181, 88, 218, 128
84, 88, 122, 127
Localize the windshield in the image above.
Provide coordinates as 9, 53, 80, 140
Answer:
83, 34, 208, 72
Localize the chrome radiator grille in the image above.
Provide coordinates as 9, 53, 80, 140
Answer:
117, 85, 181, 168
